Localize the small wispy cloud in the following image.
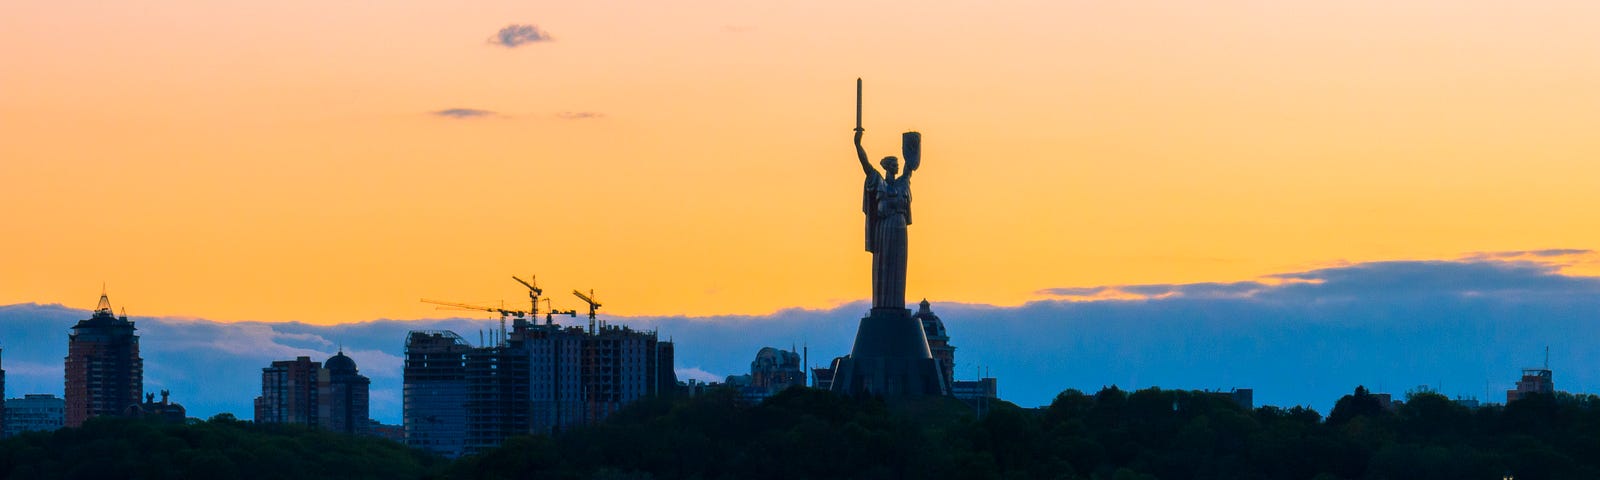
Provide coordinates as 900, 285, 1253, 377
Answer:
556, 111, 604, 120
431, 108, 495, 119
490, 24, 552, 48
676, 367, 724, 383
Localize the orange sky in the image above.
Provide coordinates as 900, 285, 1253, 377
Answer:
5, 0, 1600, 324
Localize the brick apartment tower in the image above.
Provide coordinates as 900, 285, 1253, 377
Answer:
254, 356, 323, 426
65, 290, 143, 428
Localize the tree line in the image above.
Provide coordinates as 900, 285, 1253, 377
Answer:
4, 385, 1599, 479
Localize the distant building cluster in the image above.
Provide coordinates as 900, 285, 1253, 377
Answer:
403, 316, 676, 457
725, 347, 806, 403
253, 351, 371, 436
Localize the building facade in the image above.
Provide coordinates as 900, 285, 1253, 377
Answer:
322, 351, 371, 436
404, 330, 471, 457
406, 317, 677, 457
255, 356, 323, 426
3, 394, 65, 438
1507, 367, 1555, 403
65, 291, 143, 428
255, 353, 370, 434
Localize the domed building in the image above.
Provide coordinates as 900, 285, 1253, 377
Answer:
322, 350, 371, 436
253, 350, 370, 435
913, 299, 955, 393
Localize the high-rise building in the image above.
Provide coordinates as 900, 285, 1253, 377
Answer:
254, 356, 322, 426
322, 351, 371, 436
65, 290, 143, 428
254, 353, 370, 434
524, 322, 585, 437
406, 316, 677, 457
404, 330, 471, 457
4, 394, 65, 438
914, 300, 955, 393
464, 341, 532, 453
581, 324, 672, 424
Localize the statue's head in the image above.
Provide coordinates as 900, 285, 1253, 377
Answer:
880, 156, 900, 175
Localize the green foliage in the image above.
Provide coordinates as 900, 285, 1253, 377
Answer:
0, 416, 437, 480
8, 385, 1600, 479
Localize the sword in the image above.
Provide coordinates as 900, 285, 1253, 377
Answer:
855, 78, 863, 132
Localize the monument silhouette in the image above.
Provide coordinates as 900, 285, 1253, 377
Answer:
829, 79, 948, 398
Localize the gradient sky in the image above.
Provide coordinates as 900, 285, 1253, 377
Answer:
6, 1, 1600, 324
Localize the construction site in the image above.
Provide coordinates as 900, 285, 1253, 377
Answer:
405, 276, 677, 457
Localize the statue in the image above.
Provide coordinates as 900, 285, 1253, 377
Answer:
831, 79, 946, 398
855, 80, 921, 310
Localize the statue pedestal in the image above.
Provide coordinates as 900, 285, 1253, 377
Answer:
830, 307, 948, 397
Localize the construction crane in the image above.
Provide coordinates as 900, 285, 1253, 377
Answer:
512, 275, 542, 316
420, 298, 524, 346
572, 289, 601, 334
543, 298, 578, 325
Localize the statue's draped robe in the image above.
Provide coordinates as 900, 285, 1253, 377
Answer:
864, 171, 911, 310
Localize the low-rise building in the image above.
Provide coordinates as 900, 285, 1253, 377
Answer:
4, 394, 65, 437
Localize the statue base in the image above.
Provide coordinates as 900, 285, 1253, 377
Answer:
830, 307, 948, 398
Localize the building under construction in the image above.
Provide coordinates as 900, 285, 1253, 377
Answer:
404, 330, 473, 457
407, 283, 676, 456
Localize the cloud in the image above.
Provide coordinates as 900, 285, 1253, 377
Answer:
431, 108, 495, 119
9, 250, 1600, 423
556, 111, 604, 120
490, 24, 552, 48
675, 367, 724, 383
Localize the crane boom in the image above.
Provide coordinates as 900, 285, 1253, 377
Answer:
572, 289, 601, 333
512, 275, 542, 315
420, 298, 527, 318
512, 275, 541, 295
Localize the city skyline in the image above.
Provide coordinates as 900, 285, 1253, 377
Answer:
5, 249, 1600, 426
8, 1, 1600, 323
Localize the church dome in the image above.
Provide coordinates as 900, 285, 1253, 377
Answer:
325, 351, 358, 373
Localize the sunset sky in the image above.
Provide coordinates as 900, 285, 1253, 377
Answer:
6, 0, 1600, 324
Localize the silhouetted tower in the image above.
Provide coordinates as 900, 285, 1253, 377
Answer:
404, 330, 472, 456
322, 350, 371, 435
254, 356, 323, 426
64, 289, 143, 428
913, 299, 955, 393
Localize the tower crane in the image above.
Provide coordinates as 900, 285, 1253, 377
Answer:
512, 275, 542, 316
420, 298, 525, 346
572, 289, 601, 334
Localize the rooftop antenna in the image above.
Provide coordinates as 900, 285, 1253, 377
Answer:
1544, 346, 1550, 370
